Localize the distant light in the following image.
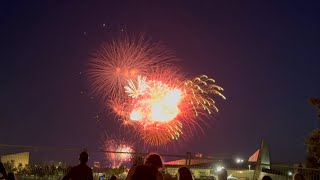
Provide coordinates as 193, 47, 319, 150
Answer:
288, 171, 292, 176
236, 158, 244, 163
216, 166, 225, 172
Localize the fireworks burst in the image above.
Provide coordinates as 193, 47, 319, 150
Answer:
103, 136, 134, 168
139, 121, 184, 146
184, 75, 226, 116
125, 75, 183, 124
90, 34, 226, 146
88, 34, 175, 98
124, 75, 185, 146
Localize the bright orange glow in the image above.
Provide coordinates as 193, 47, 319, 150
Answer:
149, 88, 182, 122
125, 76, 183, 125
121, 74, 225, 146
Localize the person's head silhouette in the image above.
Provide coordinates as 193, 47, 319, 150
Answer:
79, 151, 89, 164
177, 167, 193, 180
262, 176, 272, 180
144, 153, 163, 169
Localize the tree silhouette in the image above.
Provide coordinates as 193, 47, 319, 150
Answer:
309, 98, 320, 119
305, 98, 320, 168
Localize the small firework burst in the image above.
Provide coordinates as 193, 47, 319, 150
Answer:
103, 136, 135, 168
184, 75, 226, 116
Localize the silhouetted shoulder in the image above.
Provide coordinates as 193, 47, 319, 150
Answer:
262, 176, 272, 180
294, 173, 305, 180
132, 165, 158, 180
125, 165, 137, 180
62, 151, 93, 180
0, 162, 7, 179
63, 164, 93, 180
73, 164, 93, 174
6, 172, 16, 180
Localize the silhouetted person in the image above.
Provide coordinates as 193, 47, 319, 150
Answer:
62, 151, 93, 180
177, 167, 193, 180
144, 153, 163, 180
110, 175, 117, 180
0, 162, 7, 179
217, 168, 227, 180
126, 153, 163, 180
262, 176, 272, 180
294, 173, 305, 180
6, 173, 15, 180
132, 165, 158, 180
126, 163, 138, 180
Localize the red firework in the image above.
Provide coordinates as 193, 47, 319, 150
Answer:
103, 136, 134, 168
90, 34, 225, 146
88, 34, 175, 98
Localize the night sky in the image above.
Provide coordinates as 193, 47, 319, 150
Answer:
1, 1, 320, 163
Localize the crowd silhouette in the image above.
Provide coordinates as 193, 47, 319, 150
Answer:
0, 151, 309, 180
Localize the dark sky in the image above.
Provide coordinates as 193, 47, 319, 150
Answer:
1, 1, 320, 163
